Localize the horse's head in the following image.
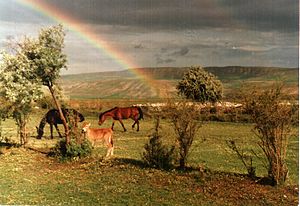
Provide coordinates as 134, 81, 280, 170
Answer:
78, 112, 85, 122
98, 113, 104, 125
36, 126, 43, 139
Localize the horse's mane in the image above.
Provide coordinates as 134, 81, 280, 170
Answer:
100, 107, 118, 116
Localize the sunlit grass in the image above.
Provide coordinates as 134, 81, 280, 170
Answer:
0, 112, 298, 205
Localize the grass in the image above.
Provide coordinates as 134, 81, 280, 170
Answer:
0, 112, 298, 205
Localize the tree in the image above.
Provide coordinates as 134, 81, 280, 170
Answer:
0, 50, 42, 145
25, 25, 70, 144
243, 84, 296, 185
177, 66, 223, 103
0, 24, 70, 145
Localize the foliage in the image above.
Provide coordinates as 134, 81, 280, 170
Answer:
165, 101, 202, 169
35, 95, 57, 109
142, 117, 175, 170
0, 24, 68, 145
0, 42, 43, 144
242, 84, 296, 185
49, 138, 92, 161
32, 24, 67, 87
21, 24, 70, 144
177, 66, 223, 103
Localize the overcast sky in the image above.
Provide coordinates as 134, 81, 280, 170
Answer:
0, 0, 298, 74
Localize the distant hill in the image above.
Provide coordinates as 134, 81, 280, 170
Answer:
61, 66, 298, 99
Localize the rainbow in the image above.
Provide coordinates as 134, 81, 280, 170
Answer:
16, 0, 166, 97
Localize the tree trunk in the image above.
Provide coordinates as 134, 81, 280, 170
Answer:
18, 116, 27, 146
179, 156, 186, 170
48, 85, 70, 144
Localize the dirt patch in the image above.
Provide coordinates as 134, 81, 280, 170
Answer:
198, 171, 298, 206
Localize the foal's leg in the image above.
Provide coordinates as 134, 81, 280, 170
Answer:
105, 137, 114, 157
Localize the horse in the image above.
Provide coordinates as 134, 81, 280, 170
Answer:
98, 106, 143, 132
81, 122, 114, 157
36, 108, 85, 139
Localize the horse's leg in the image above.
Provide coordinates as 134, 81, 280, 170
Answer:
111, 120, 115, 130
54, 124, 63, 138
118, 119, 127, 132
132, 116, 139, 131
50, 124, 54, 139
132, 119, 136, 129
136, 120, 140, 132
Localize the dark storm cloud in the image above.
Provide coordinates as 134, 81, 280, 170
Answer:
156, 56, 175, 65
219, 0, 299, 32
40, 0, 298, 33
170, 47, 189, 57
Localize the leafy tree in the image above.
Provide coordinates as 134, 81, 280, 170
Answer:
0, 24, 70, 144
19, 25, 69, 143
177, 66, 223, 103
31, 24, 70, 144
0, 50, 42, 145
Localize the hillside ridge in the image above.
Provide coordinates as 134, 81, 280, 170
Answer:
61, 66, 298, 99
62, 66, 298, 81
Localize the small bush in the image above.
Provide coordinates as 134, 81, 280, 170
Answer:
227, 140, 256, 179
165, 101, 202, 169
242, 83, 296, 185
142, 117, 175, 170
49, 138, 92, 161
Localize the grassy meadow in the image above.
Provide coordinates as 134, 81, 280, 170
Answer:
0, 108, 298, 205
0, 66, 298, 205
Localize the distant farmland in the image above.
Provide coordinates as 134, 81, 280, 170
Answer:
61, 66, 298, 99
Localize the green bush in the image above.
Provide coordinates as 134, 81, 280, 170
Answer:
49, 138, 92, 161
142, 118, 175, 170
177, 66, 223, 103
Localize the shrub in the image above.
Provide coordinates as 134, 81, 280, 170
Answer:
227, 140, 256, 179
142, 117, 175, 170
49, 138, 92, 161
242, 84, 296, 185
165, 101, 202, 169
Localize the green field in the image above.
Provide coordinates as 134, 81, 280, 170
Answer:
0, 112, 298, 205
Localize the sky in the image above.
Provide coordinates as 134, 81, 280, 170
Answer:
0, 0, 298, 75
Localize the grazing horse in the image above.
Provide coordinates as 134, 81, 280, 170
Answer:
98, 106, 143, 132
36, 108, 85, 139
81, 122, 114, 157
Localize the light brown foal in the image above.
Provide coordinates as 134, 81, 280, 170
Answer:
82, 122, 114, 157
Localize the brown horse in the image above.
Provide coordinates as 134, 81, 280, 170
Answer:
98, 106, 143, 132
36, 108, 85, 139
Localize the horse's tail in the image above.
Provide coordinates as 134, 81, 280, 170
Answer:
137, 107, 144, 120
36, 114, 47, 139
